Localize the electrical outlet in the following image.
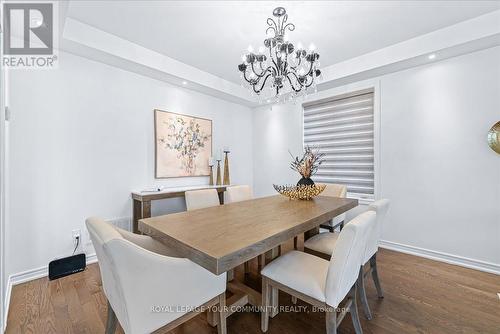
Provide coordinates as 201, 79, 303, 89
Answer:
72, 229, 82, 252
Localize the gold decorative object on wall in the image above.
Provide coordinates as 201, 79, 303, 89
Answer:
223, 147, 230, 185
487, 121, 500, 154
216, 159, 222, 185
273, 184, 326, 200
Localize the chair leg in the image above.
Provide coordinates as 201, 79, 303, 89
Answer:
357, 266, 372, 320
293, 236, 298, 250
261, 277, 270, 332
206, 308, 217, 327
217, 293, 227, 334
339, 221, 344, 231
244, 261, 250, 274
370, 253, 384, 298
325, 307, 337, 334
258, 254, 265, 270
105, 301, 117, 334
270, 286, 279, 318
349, 284, 364, 334
226, 269, 234, 282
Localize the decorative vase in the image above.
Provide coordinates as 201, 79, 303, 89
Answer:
216, 160, 222, 185
209, 165, 214, 186
223, 150, 230, 185
297, 177, 315, 186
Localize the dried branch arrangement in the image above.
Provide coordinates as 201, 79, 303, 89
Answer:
289, 146, 325, 179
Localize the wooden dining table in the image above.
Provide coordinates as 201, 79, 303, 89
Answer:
139, 194, 358, 321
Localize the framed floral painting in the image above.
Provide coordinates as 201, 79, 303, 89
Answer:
154, 109, 212, 178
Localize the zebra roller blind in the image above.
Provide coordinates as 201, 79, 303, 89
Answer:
303, 90, 375, 199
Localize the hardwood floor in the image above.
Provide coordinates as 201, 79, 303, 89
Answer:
6, 244, 500, 334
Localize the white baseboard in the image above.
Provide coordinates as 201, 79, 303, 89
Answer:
3, 253, 97, 332
379, 240, 500, 275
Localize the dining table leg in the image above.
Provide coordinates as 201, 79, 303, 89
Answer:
304, 226, 320, 241
133, 199, 151, 234
265, 247, 280, 263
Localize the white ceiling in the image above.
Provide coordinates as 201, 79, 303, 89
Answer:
66, 1, 500, 85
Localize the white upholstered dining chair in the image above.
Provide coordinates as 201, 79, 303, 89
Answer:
225, 185, 253, 203
225, 185, 264, 272
86, 217, 227, 334
185, 188, 220, 211
320, 184, 348, 232
292, 183, 347, 250
261, 211, 376, 334
303, 199, 391, 320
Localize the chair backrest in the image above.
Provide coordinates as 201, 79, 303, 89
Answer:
325, 211, 376, 307
321, 184, 348, 225
321, 183, 347, 198
87, 217, 226, 334
226, 185, 253, 203
86, 217, 131, 331
185, 189, 220, 211
364, 199, 391, 262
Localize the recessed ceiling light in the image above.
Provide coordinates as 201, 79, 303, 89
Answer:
428, 54, 436, 60
182, 81, 188, 85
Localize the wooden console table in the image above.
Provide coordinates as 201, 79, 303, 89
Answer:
131, 185, 227, 233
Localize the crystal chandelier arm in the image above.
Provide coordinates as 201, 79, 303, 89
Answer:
242, 70, 253, 84
305, 75, 315, 88
250, 62, 271, 78
267, 45, 279, 75
266, 17, 278, 36
289, 54, 302, 71
279, 14, 286, 34
286, 72, 304, 92
283, 22, 295, 33
253, 73, 272, 94
273, 47, 280, 75
305, 60, 314, 76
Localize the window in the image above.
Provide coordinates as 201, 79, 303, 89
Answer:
303, 89, 375, 201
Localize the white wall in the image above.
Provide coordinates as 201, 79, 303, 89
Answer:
3, 34, 499, 300
5, 51, 253, 278
253, 46, 500, 271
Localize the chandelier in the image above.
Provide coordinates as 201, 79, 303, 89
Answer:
238, 7, 321, 102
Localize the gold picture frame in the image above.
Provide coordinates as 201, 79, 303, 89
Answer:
154, 109, 213, 178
